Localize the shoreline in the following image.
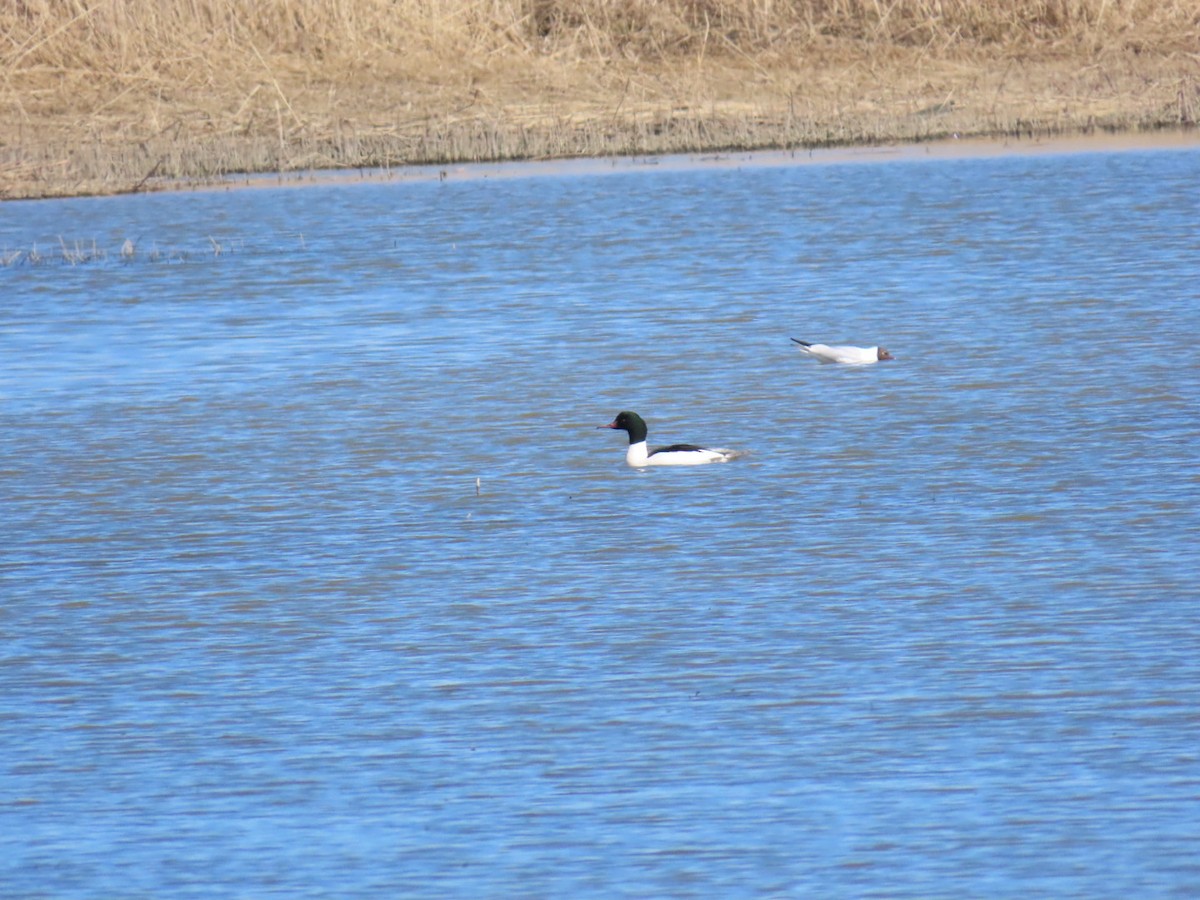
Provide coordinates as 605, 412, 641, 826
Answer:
7, 1, 1199, 202
104, 127, 1200, 198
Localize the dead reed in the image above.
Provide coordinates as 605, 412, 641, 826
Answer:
2, 1, 1198, 199
0, 232, 259, 267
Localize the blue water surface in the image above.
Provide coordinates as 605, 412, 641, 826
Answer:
2, 143, 1199, 897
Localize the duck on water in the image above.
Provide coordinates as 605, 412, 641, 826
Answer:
599, 411, 745, 468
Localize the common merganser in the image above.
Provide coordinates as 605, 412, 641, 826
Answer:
599, 410, 743, 467
791, 337, 894, 364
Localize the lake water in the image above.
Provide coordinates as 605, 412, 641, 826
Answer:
2, 141, 1199, 897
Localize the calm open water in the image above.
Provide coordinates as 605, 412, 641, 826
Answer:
2, 143, 1199, 897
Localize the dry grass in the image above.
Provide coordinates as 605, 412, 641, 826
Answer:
2, 1, 1199, 198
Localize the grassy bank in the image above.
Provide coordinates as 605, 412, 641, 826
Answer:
2, 0, 1198, 199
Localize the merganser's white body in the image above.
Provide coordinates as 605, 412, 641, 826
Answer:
791, 337, 894, 365
599, 411, 743, 468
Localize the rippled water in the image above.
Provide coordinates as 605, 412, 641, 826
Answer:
3, 143, 1199, 897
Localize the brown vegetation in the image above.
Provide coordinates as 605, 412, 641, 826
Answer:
3, 0, 1199, 199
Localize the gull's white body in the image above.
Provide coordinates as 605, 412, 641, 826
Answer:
791, 338, 893, 365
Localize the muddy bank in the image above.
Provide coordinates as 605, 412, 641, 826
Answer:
175, 131, 1200, 198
